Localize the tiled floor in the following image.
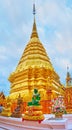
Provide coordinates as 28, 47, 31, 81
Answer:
0, 114, 72, 130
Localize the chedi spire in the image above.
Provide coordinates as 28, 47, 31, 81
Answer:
31, 2, 39, 38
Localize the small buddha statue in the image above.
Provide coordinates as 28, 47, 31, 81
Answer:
28, 88, 40, 106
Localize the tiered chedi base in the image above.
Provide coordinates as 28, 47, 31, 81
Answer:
22, 105, 44, 123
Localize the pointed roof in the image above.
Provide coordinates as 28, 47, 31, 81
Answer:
31, 3, 38, 38
0, 92, 5, 99
31, 17, 39, 38
66, 66, 70, 78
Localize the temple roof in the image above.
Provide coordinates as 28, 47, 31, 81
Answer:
0, 92, 5, 99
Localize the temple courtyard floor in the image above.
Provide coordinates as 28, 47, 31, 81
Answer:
0, 114, 72, 130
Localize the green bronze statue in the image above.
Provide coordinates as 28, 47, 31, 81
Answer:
28, 89, 40, 106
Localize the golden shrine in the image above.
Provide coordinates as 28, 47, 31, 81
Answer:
8, 4, 64, 109
64, 67, 72, 113
1, 97, 12, 117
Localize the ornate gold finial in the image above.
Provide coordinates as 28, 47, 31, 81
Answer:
67, 66, 70, 77
66, 66, 72, 86
31, 1, 39, 38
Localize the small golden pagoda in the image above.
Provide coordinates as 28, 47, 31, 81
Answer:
64, 67, 72, 113
8, 3, 64, 103
1, 97, 12, 117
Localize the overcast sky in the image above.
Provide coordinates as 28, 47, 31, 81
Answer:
0, 0, 72, 96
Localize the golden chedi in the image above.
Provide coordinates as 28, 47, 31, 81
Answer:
22, 88, 44, 123
64, 67, 72, 113
8, 4, 64, 102
1, 97, 12, 117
